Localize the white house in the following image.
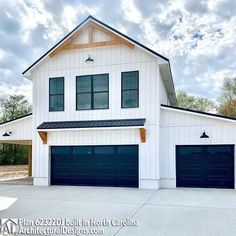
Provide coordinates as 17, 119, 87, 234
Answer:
1, 16, 236, 189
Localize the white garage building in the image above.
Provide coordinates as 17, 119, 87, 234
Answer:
0, 16, 235, 189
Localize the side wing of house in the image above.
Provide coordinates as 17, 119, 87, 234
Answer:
0, 114, 32, 145
160, 106, 236, 189
0, 114, 33, 176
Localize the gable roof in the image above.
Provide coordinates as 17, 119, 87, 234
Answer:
22, 15, 177, 105
161, 104, 236, 123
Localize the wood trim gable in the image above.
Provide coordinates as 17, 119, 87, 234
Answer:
88, 21, 135, 49
49, 20, 134, 57
49, 23, 90, 57
65, 40, 120, 50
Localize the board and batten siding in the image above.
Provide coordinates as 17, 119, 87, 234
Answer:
0, 116, 32, 143
160, 108, 236, 188
159, 72, 170, 105
32, 45, 163, 188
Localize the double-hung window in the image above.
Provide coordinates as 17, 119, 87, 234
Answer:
49, 77, 64, 111
121, 71, 139, 108
76, 74, 109, 110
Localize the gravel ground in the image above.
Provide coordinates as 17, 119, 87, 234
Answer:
0, 165, 28, 180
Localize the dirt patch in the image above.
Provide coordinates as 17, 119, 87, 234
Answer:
0, 165, 28, 172
0, 177, 33, 185
0, 165, 28, 179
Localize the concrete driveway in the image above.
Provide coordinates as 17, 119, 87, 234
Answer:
0, 185, 236, 236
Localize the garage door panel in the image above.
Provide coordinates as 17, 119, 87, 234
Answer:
176, 145, 234, 189
51, 145, 138, 187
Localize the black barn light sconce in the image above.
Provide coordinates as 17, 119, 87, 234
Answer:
85, 55, 94, 63
2, 131, 12, 137
200, 131, 209, 139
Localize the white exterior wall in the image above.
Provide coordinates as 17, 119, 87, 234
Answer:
159, 72, 169, 105
32, 45, 162, 188
0, 116, 32, 143
160, 108, 236, 188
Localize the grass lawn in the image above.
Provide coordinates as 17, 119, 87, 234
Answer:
0, 165, 28, 180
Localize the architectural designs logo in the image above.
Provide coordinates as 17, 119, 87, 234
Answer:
0, 218, 18, 235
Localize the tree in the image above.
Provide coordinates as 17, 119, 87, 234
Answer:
217, 77, 236, 118
177, 91, 215, 112
0, 95, 32, 165
218, 100, 236, 117
218, 77, 236, 104
0, 95, 32, 122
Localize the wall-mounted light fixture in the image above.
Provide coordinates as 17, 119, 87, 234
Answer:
2, 131, 12, 137
85, 55, 94, 63
200, 131, 209, 138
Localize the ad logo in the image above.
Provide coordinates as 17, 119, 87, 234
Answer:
0, 218, 18, 235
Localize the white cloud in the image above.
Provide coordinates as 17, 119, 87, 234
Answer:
0, 49, 5, 61
62, 5, 78, 30
121, 0, 142, 23
0, 82, 32, 102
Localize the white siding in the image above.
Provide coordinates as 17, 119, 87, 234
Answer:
159, 72, 169, 105
71, 28, 112, 44
93, 28, 112, 42
160, 108, 236, 187
0, 116, 32, 142
47, 129, 139, 145
32, 45, 162, 188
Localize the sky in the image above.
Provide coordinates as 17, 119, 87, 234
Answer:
0, 0, 235, 102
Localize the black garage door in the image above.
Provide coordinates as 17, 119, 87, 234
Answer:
176, 145, 234, 189
51, 145, 138, 187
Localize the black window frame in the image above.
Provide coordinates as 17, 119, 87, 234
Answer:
49, 77, 64, 112
121, 71, 139, 108
76, 73, 109, 110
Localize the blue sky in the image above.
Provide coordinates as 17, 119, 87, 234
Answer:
0, 0, 235, 102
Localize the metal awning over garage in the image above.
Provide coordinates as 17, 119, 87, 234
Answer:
37, 118, 147, 144
37, 118, 146, 129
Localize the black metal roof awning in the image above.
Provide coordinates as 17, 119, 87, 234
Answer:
37, 118, 146, 130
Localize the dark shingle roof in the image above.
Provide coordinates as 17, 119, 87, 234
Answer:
37, 118, 146, 130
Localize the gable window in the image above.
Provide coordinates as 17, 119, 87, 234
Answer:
49, 77, 64, 111
121, 71, 139, 108
76, 74, 109, 110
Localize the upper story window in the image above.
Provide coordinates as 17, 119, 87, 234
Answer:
49, 77, 64, 111
121, 71, 139, 108
76, 74, 109, 110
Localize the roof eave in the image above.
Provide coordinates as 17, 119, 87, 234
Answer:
161, 104, 236, 123
37, 126, 144, 132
